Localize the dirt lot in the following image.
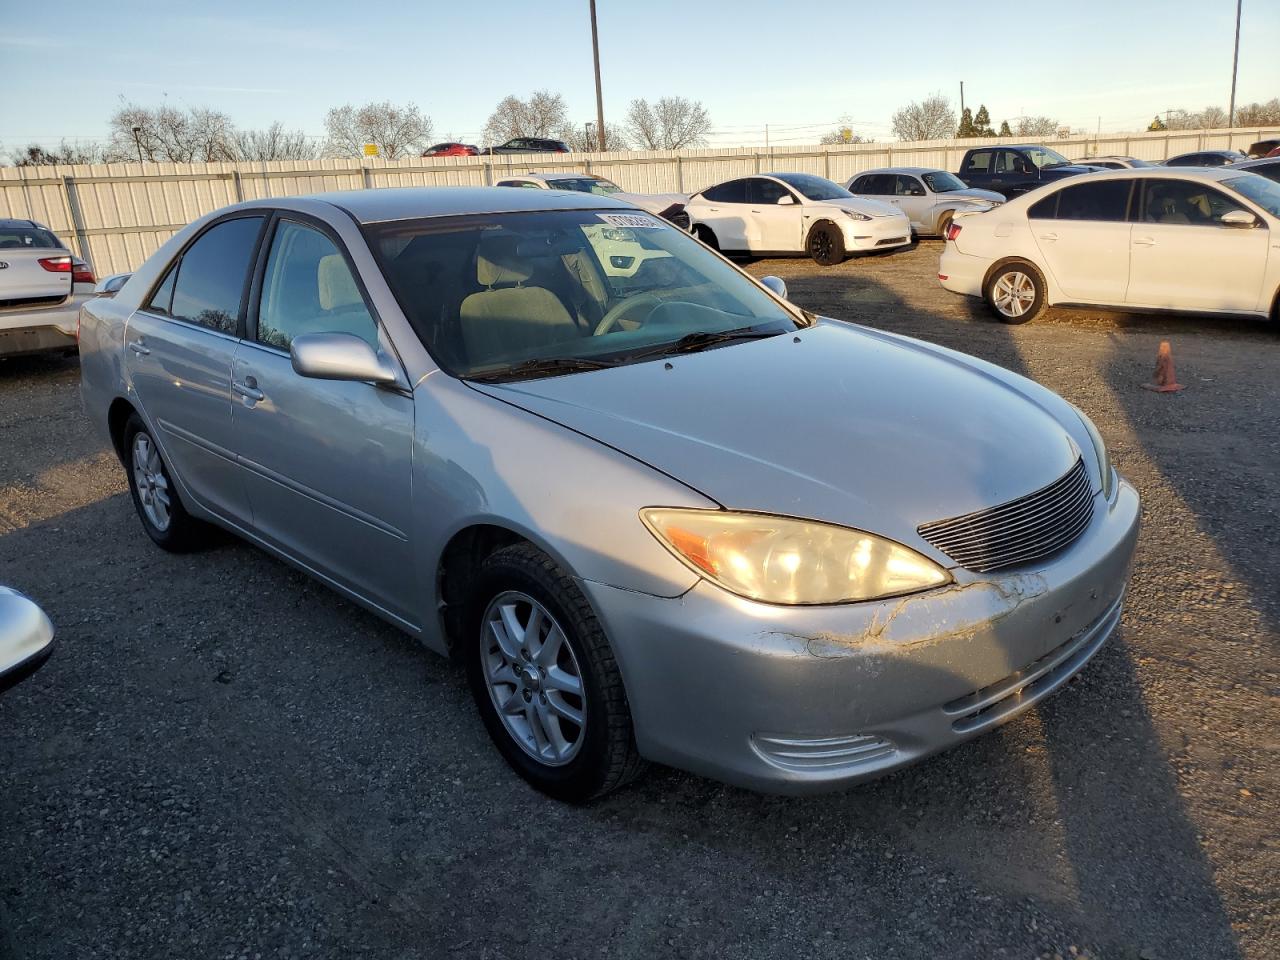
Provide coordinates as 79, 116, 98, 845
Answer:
1, 242, 1276, 960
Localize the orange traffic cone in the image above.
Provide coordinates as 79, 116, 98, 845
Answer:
1142, 341, 1185, 393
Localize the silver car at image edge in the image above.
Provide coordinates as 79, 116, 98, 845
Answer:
0, 586, 55, 694
78, 187, 1141, 800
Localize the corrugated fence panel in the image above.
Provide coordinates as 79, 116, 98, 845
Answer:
4, 126, 1276, 274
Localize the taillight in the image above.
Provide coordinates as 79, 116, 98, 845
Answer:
38, 256, 73, 273
72, 258, 95, 284
944, 222, 963, 242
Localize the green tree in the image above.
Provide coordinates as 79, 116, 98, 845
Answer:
973, 105, 995, 137
998, 120, 1012, 137
956, 107, 975, 138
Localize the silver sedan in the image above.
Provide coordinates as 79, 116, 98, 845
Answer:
79, 188, 1140, 800
847, 168, 1004, 236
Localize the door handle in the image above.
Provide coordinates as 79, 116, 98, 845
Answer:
129, 340, 150, 356
1133, 237, 1156, 247
707, 207, 719, 212
232, 377, 265, 403
1037, 232, 1059, 242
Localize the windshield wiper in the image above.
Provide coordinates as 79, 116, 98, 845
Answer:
466, 356, 618, 383
625, 328, 785, 361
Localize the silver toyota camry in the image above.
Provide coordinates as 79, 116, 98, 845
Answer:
79, 188, 1140, 800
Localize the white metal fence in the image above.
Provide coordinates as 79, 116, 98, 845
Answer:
3, 126, 1276, 276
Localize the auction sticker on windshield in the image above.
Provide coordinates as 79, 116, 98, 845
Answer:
597, 213, 663, 228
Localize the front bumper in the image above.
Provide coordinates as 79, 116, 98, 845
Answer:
841, 216, 913, 252
581, 479, 1140, 794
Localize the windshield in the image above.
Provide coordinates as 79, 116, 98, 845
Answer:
368, 209, 800, 380
1222, 174, 1280, 217
546, 177, 622, 195
922, 171, 968, 193
0, 225, 62, 248
1027, 147, 1071, 168
770, 173, 853, 201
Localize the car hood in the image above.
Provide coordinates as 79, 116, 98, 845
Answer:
468, 321, 1081, 557
938, 188, 1005, 204
1044, 164, 1103, 176
810, 197, 903, 219
615, 192, 688, 215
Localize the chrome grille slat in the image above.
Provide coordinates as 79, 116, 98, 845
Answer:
918, 459, 1094, 573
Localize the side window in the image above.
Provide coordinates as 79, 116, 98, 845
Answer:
896, 175, 926, 196
1140, 179, 1246, 225
146, 265, 178, 315
256, 220, 378, 351
848, 176, 871, 193
855, 174, 892, 194
995, 151, 1025, 174
1028, 193, 1059, 219
1053, 181, 1132, 222
964, 150, 993, 174
702, 179, 748, 203
169, 216, 264, 334
749, 179, 792, 204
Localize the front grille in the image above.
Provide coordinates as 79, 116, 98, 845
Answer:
1, 294, 67, 311
876, 236, 907, 246
918, 458, 1093, 572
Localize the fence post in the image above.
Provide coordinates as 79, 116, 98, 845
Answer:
61, 176, 94, 271
754, 152, 761, 173
823, 149, 830, 179
232, 170, 244, 202
362, 165, 374, 189
585, 157, 593, 175
675, 155, 684, 193
485, 158, 493, 186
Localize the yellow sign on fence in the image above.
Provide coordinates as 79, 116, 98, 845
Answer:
363, 143, 379, 157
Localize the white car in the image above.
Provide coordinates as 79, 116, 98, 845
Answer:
0, 218, 95, 358
846, 167, 1003, 237
685, 173, 912, 265
1072, 156, 1156, 170
494, 172, 690, 229
938, 168, 1280, 324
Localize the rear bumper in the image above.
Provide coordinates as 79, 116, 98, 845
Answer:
581, 479, 1140, 794
0, 294, 85, 356
938, 246, 988, 298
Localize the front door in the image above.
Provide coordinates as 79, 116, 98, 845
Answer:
1028, 179, 1133, 303
892, 175, 932, 230
230, 217, 417, 625
745, 178, 804, 252
1126, 179, 1271, 312
124, 215, 265, 523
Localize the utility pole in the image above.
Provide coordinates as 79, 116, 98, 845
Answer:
588, 0, 606, 151
131, 125, 144, 165
1228, 0, 1242, 127
959, 81, 965, 115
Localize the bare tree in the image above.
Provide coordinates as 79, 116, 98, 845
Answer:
625, 97, 712, 149
324, 101, 433, 159
1235, 98, 1280, 125
107, 101, 238, 162
482, 91, 571, 146
562, 122, 630, 152
1011, 116, 1060, 137
9, 141, 104, 166
890, 94, 956, 142
232, 123, 319, 161
819, 126, 864, 145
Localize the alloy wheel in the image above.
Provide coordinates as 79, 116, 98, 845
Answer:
131, 432, 171, 532
480, 591, 586, 766
992, 271, 1037, 318
810, 230, 832, 261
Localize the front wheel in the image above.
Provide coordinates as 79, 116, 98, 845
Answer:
935, 212, 953, 239
465, 543, 645, 802
806, 222, 846, 266
984, 262, 1048, 324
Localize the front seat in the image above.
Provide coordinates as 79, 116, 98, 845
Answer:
459, 235, 580, 364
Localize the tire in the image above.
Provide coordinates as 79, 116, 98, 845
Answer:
122, 414, 210, 551
464, 543, 645, 802
806, 221, 846, 266
935, 211, 953, 240
693, 224, 719, 250
984, 260, 1048, 324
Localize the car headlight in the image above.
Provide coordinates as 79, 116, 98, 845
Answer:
1070, 404, 1115, 500
842, 209, 872, 221
641, 509, 950, 605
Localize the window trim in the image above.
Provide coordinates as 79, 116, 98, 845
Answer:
244, 210, 390, 360
1027, 179, 1135, 222
137, 211, 268, 337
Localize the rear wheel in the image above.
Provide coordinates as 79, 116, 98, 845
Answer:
122, 414, 209, 551
465, 543, 645, 802
693, 224, 719, 250
806, 222, 846, 266
984, 261, 1048, 324
935, 211, 954, 239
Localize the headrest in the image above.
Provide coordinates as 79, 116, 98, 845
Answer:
317, 254, 362, 310
476, 235, 533, 287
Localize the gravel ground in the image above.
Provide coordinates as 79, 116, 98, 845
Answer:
1, 242, 1276, 960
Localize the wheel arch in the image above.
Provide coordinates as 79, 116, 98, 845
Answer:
982, 255, 1054, 305
436, 523, 545, 658
107, 396, 140, 463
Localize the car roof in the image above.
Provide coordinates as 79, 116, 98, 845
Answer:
0, 217, 49, 230
851, 167, 945, 176
283, 186, 634, 224
498, 172, 605, 182
1023, 166, 1257, 185
1169, 149, 1242, 158
1232, 157, 1280, 170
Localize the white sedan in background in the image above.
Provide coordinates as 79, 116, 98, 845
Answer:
685, 173, 911, 265
494, 172, 690, 229
846, 168, 1003, 237
939, 168, 1280, 323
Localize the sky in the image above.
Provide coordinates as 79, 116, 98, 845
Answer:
0, 0, 1277, 155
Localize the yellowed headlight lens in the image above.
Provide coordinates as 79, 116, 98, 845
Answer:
641, 509, 950, 605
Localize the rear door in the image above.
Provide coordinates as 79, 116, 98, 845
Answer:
1027, 179, 1133, 303
230, 215, 417, 623
1126, 178, 1270, 312
125, 215, 265, 523
694, 179, 750, 249
745, 178, 804, 251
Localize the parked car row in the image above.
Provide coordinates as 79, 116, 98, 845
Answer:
421, 137, 574, 158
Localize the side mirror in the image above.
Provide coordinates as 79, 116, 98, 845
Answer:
760, 276, 788, 300
1220, 210, 1259, 228
776, 195, 797, 206
0, 587, 54, 695
94, 273, 132, 298
290, 332, 400, 385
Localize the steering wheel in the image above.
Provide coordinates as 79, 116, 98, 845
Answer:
593, 293, 663, 336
